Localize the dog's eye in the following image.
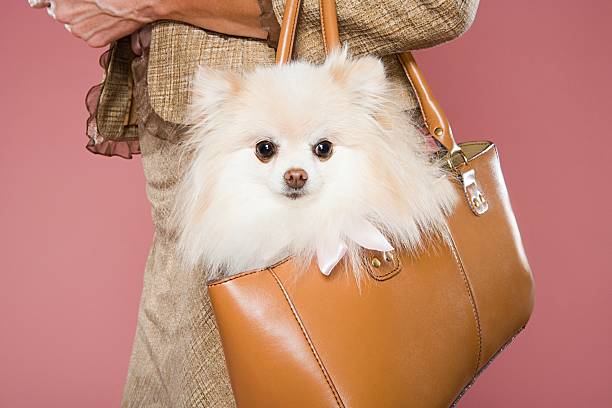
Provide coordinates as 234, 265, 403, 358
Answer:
255, 140, 276, 162
313, 140, 333, 160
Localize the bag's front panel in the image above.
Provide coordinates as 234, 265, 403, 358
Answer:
272, 235, 481, 407
208, 271, 344, 407
447, 142, 535, 368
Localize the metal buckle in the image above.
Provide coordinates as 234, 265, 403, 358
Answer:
445, 149, 468, 170
461, 168, 488, 216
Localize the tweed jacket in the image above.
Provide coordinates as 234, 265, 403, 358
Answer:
87, 0, 478, 158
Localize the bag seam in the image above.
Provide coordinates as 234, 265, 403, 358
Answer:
207, 256, 292, 286
269, 269, 345, 408
445, 225, 483, 374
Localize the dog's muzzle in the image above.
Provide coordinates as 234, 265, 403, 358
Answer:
282, 168, 308, 199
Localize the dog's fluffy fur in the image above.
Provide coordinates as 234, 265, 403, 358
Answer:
170, 47, 459, 281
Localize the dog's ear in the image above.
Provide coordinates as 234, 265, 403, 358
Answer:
188, 66, 242, 122
325, 46, 388, 110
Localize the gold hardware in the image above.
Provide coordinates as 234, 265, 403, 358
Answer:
366, 250, 403, 281
434, 127, 444, 137
445, 149, 469, 170
462, 168, 489, 216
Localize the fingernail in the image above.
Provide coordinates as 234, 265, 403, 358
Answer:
64, 24, 71, 33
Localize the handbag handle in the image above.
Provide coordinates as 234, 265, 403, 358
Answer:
275, 0, 463, 157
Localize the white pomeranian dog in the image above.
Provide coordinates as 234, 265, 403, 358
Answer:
170, 46, 459, 281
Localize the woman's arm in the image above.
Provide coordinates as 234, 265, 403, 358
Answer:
158, 0, 268, 42
32, 0, 477, 52
288, 0, 480, 57
348, 0, 480, 54
30, 0, 270, 48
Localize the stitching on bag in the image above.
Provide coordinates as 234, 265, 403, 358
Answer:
207, 257, 292, 287
450, 324, 527, 408
444, 226, 483, 375
269, 270, 345, 408
366, 253, 402, 281
369, 262, 401, 280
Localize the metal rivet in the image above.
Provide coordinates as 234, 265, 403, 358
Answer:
371, 258, 382, 268
434, 127, 444, 137
472, 197, 481, 208
384, 252, 394, 262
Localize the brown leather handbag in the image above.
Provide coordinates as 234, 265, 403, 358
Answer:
207, 0, 535, 406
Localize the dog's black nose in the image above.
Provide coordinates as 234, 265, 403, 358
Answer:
284, 168, 308, 189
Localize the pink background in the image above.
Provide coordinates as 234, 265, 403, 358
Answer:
1, 1, 611, 406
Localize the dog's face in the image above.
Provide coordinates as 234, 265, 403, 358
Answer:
186, 49, 390, 207
175, 49, 457, 277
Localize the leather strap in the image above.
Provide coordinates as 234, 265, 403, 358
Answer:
274, 0, 462, 155
397, 53, 461, 154
275, 0, 301, 64
318, 0, 340, 54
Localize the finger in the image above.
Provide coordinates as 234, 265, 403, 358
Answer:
53, 2, 101, 26
86, 20, 143, 48
48, 1, 107, 25
69, 14, 120, 42
130, 25, 151, 55
46, 1, 56, 19
70, 14, 142, 47
28, 0, 50, 9
130, 31, 142, 56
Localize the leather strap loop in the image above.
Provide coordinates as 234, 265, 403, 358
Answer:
274, 0, 461, 155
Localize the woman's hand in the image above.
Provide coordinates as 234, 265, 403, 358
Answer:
28, 0, 269, 49
28, 0, 158, 47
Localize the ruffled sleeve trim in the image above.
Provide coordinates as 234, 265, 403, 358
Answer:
84, 39, 141, 159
